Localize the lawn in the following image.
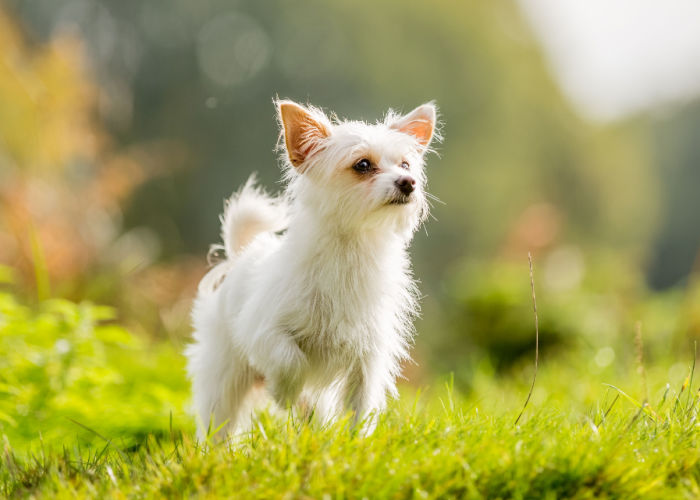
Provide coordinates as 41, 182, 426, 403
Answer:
2, 287, 700, 498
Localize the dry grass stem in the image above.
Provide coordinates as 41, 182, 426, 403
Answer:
514, 252, 539, 426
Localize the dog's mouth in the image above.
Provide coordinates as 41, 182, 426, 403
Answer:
387, 195, 412, 205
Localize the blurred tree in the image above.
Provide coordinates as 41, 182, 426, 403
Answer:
0, 7, 103, 284
4, 1, 680, 369
0, 6, 199, 337
648, 103, 700, 289
5, 0, 658, 263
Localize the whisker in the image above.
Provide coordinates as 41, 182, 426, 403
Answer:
425, 191, 446, 205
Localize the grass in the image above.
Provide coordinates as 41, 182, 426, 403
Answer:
2, 272, 700, 498
2, 381, 700, 499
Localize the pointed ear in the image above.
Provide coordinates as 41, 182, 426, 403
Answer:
277, 100, 330, 168
390, 103, 437, 148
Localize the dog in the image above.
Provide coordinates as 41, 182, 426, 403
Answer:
185, 99, 438, 439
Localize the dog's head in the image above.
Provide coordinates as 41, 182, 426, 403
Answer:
277, 100, 439, 236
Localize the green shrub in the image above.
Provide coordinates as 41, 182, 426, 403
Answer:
0, 278, 191, 450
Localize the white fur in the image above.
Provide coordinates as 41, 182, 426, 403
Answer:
185, 100, 438, 439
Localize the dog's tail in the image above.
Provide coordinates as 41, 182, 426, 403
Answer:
209, 174, 288, 264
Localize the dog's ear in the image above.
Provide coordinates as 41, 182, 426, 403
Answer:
390, 103, 437, 149
278, 100, 330, 168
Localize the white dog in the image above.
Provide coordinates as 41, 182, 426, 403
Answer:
186, 99, 438, 439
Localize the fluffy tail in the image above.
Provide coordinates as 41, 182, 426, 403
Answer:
209, 175, 288, 263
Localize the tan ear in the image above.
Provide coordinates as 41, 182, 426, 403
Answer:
390, 103, 436, 148
278, 101, 330, 168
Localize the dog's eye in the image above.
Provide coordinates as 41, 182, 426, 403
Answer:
353, 158, 373, 173
400, 161, 410, 170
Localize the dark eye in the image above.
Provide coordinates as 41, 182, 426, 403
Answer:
400, 161, 410, 170
353, 158, 373, 173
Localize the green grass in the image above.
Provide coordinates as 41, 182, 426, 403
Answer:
2, 280, 700, 498
0, 289, 189, 450
3, 384, 700, 499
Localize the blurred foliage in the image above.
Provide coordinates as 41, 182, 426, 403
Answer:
0, 11, 97, 172
0, 7, 102, 282
648, 101, 700, 289
0, 6, 201, 337
420, 248, 699, 388
0, 267, 190, 449
3, 253, 697, 450
0, 1, 698, 373
4, 0, 658, 259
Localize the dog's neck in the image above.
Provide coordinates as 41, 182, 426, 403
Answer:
282, 202, 415, 338
272, 193, 419, 351
287, 204, 409, 264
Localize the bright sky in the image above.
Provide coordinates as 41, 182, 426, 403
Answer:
517, 0, 700, 122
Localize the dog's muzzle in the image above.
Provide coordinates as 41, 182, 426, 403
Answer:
388, 194, 412, 205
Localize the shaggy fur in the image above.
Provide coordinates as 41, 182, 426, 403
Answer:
186, 99, 439, 439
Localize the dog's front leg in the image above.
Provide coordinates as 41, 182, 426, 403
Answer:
248, 330, 308, 409
344, 356, 390, 434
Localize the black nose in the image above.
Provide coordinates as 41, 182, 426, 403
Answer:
395, 176, 416, 195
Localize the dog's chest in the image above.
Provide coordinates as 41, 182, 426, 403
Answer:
285, 267, 392, 362
276, 240, 411, 364
292, 285, 374, 358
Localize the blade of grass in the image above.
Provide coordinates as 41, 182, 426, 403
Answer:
603, 384, 658, 421
596, 394, 620, 428
686, 340, 697, 411
65, 417, 128, 462
514, 252, 539, 426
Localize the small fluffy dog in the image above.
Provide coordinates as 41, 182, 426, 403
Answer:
186, 99, 438, 438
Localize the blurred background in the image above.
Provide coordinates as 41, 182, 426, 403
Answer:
2, 0, 700, 399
